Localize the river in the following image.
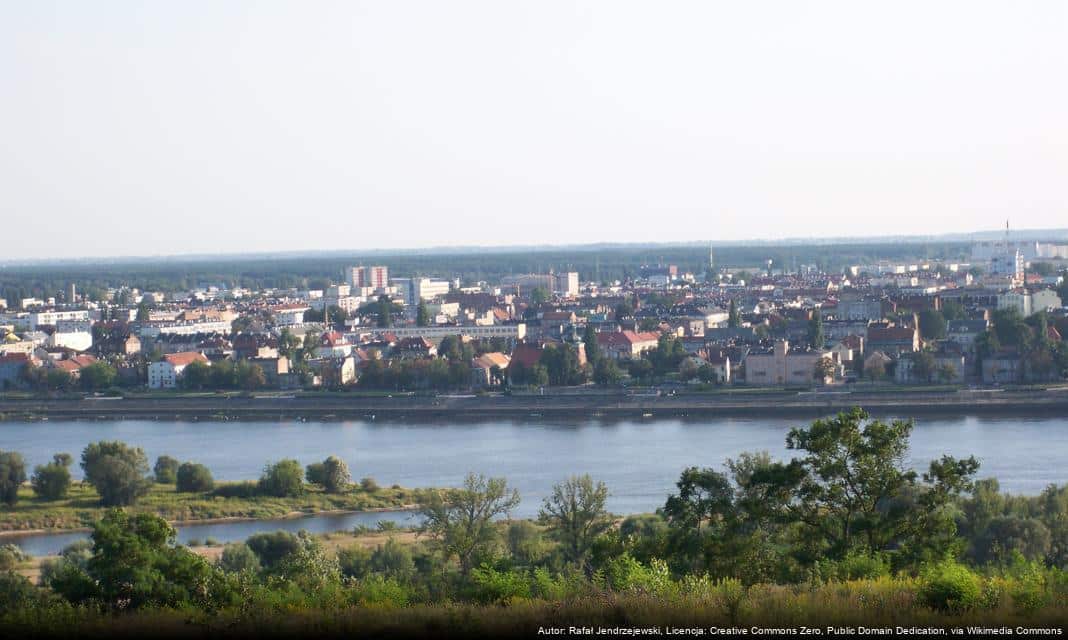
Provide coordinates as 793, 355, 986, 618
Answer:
3, 414, 1067, 555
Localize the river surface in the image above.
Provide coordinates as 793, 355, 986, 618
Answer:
3, 415, 1067, 555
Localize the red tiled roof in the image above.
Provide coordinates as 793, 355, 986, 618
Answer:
163, 351, 209, 367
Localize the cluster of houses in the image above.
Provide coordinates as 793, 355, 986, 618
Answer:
1, 245, 1066, 392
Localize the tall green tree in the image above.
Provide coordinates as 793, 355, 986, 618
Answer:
583, 323, 601, 364
539, 475, 613, 569
80, 441, 152, 507
419, 473, 520, 575
728, 300, 740, 328
745, 408, 978, 559
918, 310, 947, 341
416, 299, 431, 327
0, 451, 27, 507
807, 311, 825, 350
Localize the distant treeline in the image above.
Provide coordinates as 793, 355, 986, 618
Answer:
0, 241, 973, 300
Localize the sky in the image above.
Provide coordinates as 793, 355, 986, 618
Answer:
1, 1, 1066, 259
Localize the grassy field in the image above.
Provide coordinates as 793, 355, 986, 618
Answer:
0, 482, 427, 532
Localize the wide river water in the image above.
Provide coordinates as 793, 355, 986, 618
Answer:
3, 415, 1067, 555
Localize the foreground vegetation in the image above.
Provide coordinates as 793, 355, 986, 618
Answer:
4, 407, 1068, 634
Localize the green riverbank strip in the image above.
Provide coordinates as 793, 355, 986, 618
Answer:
0, 482, 427, 533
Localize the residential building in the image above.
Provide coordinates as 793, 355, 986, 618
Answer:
148, 352, 209, 389
596, 331, 661, 360
744, 340, 836, 386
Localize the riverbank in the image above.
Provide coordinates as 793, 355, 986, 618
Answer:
3, 387, 1068, 420
0, 481, 429, 533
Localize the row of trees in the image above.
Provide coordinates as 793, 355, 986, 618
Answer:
0, 444, 366, 508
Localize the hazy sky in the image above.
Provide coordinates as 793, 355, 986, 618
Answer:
2, 2, 1066, 259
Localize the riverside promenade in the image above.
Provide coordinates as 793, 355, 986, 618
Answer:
3, 387, 1068, 421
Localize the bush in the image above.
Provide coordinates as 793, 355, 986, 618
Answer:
338, 545, 373, 579
0, 450, 27, 507
470, 564, 533, 603
154, 456, 179, 484
305, 462, 326, 486
31, 461, 72, 500
258, 459, 304, 497
218, 543, 261, 573
0, 570, 40, 615
307, 457, 351, 493
919, 560, 984, 612
176, 462, 214, 493
360, 477, 380, 492
80, 441, 152, 506
246, 530, 302, 569
0, 544, 28, 571
212, 481, 258, 498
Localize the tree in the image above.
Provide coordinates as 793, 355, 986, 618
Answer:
807, 311, 825, 350
814, 356, 836, 383
593, 358, 623, 386
864, 358, 886, 381
745, 408, 979, 559
583, 323, 601, 364
416, 299, 431, 327
918, 310, 947, 341
235, 361, 266, 391
911, 351, 937, 383
154, 456, 179, 484
45, 368, 73, 391
79, 362, 117, 391
530, 287, 550, 305
540, 343, 585, 386
376, 295, 395, 328
0, 451, 27, 507
31, 454, 72, 500
218, 543, 261, 574
539, 475, 613, 569
941, 301, 965, 322
49, 510, 225, 610
180, 361, 211, 390
258, 459, 304, 497
728, 299, 740, 328
320, 456, 351, 493
176, 462, 214, 493
418, 473, 520, 575
306, 456, 350, 493
81, 441, 152, 507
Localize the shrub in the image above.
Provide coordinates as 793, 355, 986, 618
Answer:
246, 530, 302, 569
212, 481, 258, 498
337, 545, 373, 579
470, 564, 533, 603
219, 543, 261, 573
31, 461, 72, 500
0, 544, 28, 571
258, 460, 304, 497
351, 574, 410, 607
0, 570, 40, 615
154, 456, 179, 484
360, 477, 380, 492
305, 462, 326, 486
0, 450, 27, 507
919, 560, 984, 612
176, 462, 214, 493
